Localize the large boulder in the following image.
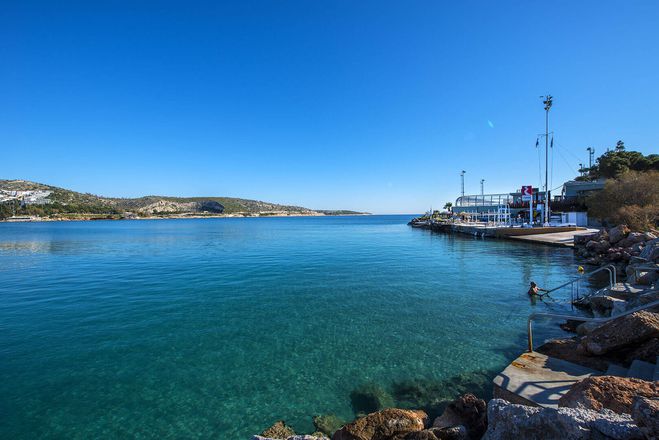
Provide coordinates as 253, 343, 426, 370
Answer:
403, 426, 467, 440
558, 376, 658, 414
579, 311, 659, 356
254, 436, 329, 440
623, 338, 659, 364
576, 321, 603, 336
332, 408, 427, 440
537, 338, 610, 371
589, 296, 628, 317
482, 399, 643, 440
639, 238, 659, 261
432, 394, 486, 440
632, 396, 659, 440
261, 421, 296, 439
609, 225, 631, 244
586, 239, 611, 254
619, 232, 647, 248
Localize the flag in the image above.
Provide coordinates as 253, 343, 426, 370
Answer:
535, 138, 539, 148
550, 136, 554, 148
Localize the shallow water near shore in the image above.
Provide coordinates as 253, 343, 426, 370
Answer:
0, 215, 584, 438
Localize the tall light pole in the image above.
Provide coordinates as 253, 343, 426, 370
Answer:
542, 95, 553, 224
480, 179, 485, 196
587, 147, 595, 168
460, 170, 466, 198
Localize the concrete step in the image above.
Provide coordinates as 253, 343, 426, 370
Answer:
627, 359, 655, 381
600, 282, 649, 300
605, 363, 628, 377
493, 352, 599, 409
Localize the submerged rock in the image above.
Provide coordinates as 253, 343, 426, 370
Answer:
350, 383, 395, 415
432, 394, 486, 440
313, 414, 345, 436
254, 436, 329, 440
261, 421, 296, 439
579, 311, 659, 356
558, 376, 658, 415
482, 399, 643, 440
332, 408, 427, 440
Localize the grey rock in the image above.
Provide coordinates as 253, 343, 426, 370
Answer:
609, 225, 631, 245
576, 321, 603, 336
632, 396, 659, 440
482, 399, 643, 440
643, 232, 657, 241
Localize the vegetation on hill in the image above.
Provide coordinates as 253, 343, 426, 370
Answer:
577, 142, 659, 230
0, 180, 365, 220
577, 141, 659, 181
587, 170, 659, 231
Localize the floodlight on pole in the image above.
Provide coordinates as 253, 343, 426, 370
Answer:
460, 170, 466, 198
541, 95, 553, 224
480, 179, 485, 196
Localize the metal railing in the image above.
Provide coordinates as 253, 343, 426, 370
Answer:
527, 299, 659, 351
544, 264, 617, 307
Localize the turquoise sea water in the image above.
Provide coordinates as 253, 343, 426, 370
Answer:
1, 215, 584, 439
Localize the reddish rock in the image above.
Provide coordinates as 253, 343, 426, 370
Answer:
432, 394, 486, 440
558, 376, 658, 414
332, 408, 428, 440
580, 311, 659, 355
261, 420, 296, 439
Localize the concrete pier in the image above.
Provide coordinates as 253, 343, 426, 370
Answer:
416, 220, 597, 247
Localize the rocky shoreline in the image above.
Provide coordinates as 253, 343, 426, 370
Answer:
252, 224, 658, 440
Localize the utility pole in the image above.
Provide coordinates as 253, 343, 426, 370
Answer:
587, 147, 595, 168
480, 179, 485, 196
542, 95, 553, 224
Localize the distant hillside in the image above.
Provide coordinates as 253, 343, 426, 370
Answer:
0, 180, 367, 220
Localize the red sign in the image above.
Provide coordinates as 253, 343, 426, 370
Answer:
521, 186, 533, 201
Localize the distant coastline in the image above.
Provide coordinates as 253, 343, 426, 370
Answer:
0, 179, 369, 222
1, 212, 371, 223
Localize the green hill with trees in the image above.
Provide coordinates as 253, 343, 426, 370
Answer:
0, 180, 367, 220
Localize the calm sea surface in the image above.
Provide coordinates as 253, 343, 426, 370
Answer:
1, 215, 584, 438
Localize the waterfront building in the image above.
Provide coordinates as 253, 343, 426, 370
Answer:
561, 179, 606, 200
454, 188, 549, 223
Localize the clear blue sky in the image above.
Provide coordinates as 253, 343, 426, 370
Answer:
2, 1, 658, 214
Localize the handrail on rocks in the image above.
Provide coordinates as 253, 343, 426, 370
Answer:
545, 264, 617, 307
526, 299, 659, 352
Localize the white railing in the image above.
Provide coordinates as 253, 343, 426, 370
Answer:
544, 264, 617, 307
527, 299, 659, 351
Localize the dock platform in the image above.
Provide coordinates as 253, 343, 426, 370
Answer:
505, 228, 599, 247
